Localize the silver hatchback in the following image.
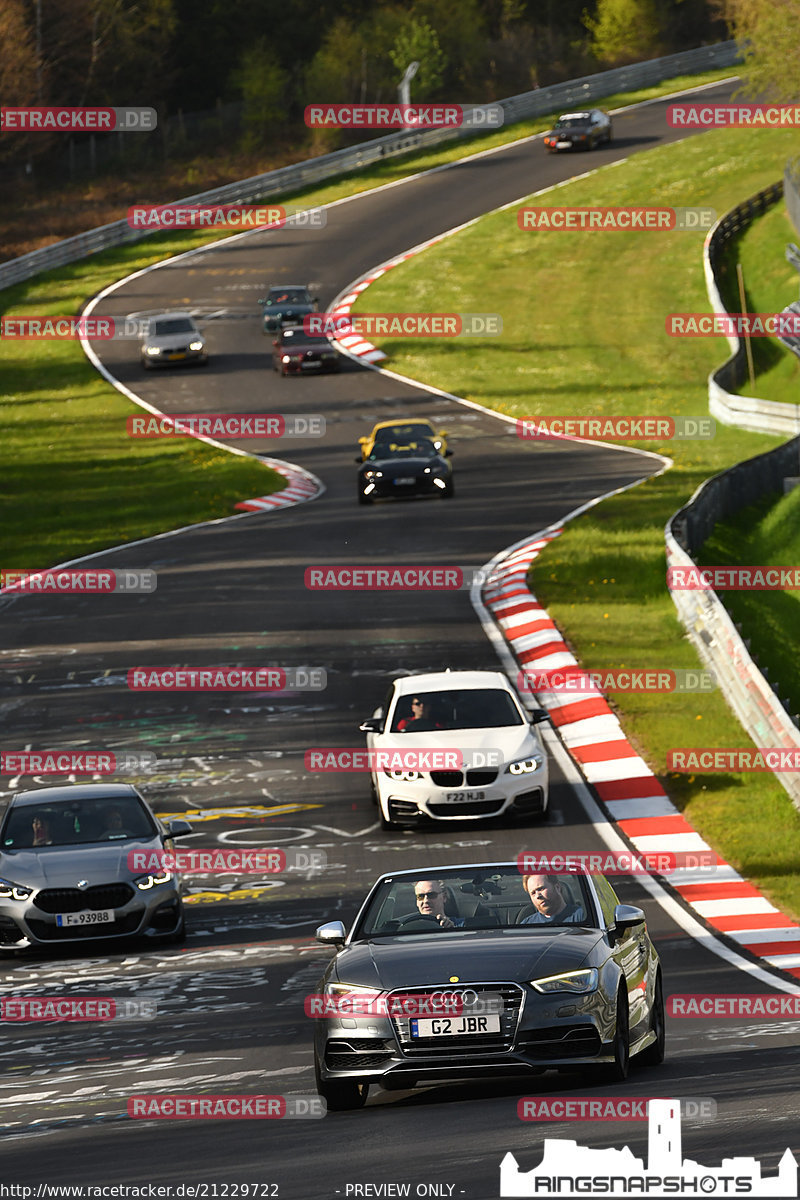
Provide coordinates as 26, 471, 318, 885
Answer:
0, 783, 192, 950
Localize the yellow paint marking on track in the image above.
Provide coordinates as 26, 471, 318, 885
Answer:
154, 803, 322, 821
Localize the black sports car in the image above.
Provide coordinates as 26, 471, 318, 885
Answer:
258, 285, 318, 333
272, 325, 340, 375
312, 862, 665, 1110
543, 109, 612, 152
357, 437, 453, 504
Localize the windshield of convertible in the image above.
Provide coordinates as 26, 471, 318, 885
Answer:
1, 796, 158, 848
390, 687, 523, 732
354, 868, 595, 937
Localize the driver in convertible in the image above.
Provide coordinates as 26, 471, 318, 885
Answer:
519, 873, 586, 924
413, 880, 465, 928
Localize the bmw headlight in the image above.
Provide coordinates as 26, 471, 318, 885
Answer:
531, 969, 598, 994
144, 346, 161, 356
506, 754, 543, 775
134, 871, 173, 890
0, 878, 33, 901
188, 339, 204, 351
384, 769, 422, 782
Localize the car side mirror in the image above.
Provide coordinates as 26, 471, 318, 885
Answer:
359, 717, 384, 733
164, 819, 193, 837
355, 456, 364, 463
445, 449, 454, 457
316, 921, 346, 946
529, 708, 549, 724
257, 298, 265, 306
614, 904, 645, 931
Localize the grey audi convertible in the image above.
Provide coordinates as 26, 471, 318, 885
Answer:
312, 862, 664, 1109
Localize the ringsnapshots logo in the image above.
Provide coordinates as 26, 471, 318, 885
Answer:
304, 103, 503, 129
668, 102, 800, 128
668, 565, 800, 590
127, 667, 326, 692
126, 414, 325, 439
667, 313, 800, 337
518, 667, 717, 695
0, 750, 157, 776
517, 206, 715, 231
127, 847, 326, 875
516, 850, 718, 876
128, 1094, 325, 1119
1, 569, 156, 594
668, 748, 800, 773
127, 204, 325, 230
304, 565, 501, 591
0, 107, 156, 131
518, 1097, 717, 1123
516, 416, 714, 441
1, 996, 157, 1022
307, 313, 502, 338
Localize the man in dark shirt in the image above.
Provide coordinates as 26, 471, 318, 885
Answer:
519, 873, 585, 924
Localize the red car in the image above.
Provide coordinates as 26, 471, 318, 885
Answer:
272, 325, 340, 376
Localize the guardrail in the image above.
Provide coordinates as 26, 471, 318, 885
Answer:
666, 438, 800, 813
704, 182, 800, 434
0, 40, 739, 293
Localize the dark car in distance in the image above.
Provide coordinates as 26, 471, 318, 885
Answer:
543, 109, 612, 152
258, 285, 318, 333
272, 325, 340, 375
357, 437, 453, 504
312, 862, 665, 1109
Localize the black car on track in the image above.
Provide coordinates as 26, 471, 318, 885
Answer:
258, 285, 318, 333
312, 862, 665, 1110
357, 437, 453, 504
543, 109, 612, 152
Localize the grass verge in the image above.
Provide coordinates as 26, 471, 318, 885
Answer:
349, 124, 800, 919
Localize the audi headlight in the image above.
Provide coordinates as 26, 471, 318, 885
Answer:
506, 754, 543, 774
134, 871, 173, 890
384, 769, 422, 782
531, 969, 598, 994
0, 878, 33, 901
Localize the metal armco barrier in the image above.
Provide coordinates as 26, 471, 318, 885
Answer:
0, 41, 739, 292
666, 437, 800, 812
704, 182, 800, 434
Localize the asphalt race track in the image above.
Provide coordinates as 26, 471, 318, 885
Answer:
2, 78, 799, 1197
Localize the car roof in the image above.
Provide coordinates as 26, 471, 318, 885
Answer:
148, 312, 197, 322
391, 669, 512, 696
10, 783, 141, 807
372, 418, 434, 432
560, 111, 592, 119
268, 285, 309, 292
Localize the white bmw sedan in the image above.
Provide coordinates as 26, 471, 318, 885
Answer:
360, 670, 549, 829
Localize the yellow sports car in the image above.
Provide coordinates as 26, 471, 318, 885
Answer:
358, 419, 448, 461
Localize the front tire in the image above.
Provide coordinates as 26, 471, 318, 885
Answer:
315, 1063, 369, 1111
605, 985, 630, 1082
640, 972, 665, 1065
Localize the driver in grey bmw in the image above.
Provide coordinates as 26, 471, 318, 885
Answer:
413, 880, 465, 928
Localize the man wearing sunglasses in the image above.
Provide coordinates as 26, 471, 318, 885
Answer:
413, 880, 465, 929
397, 697, 442, 732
